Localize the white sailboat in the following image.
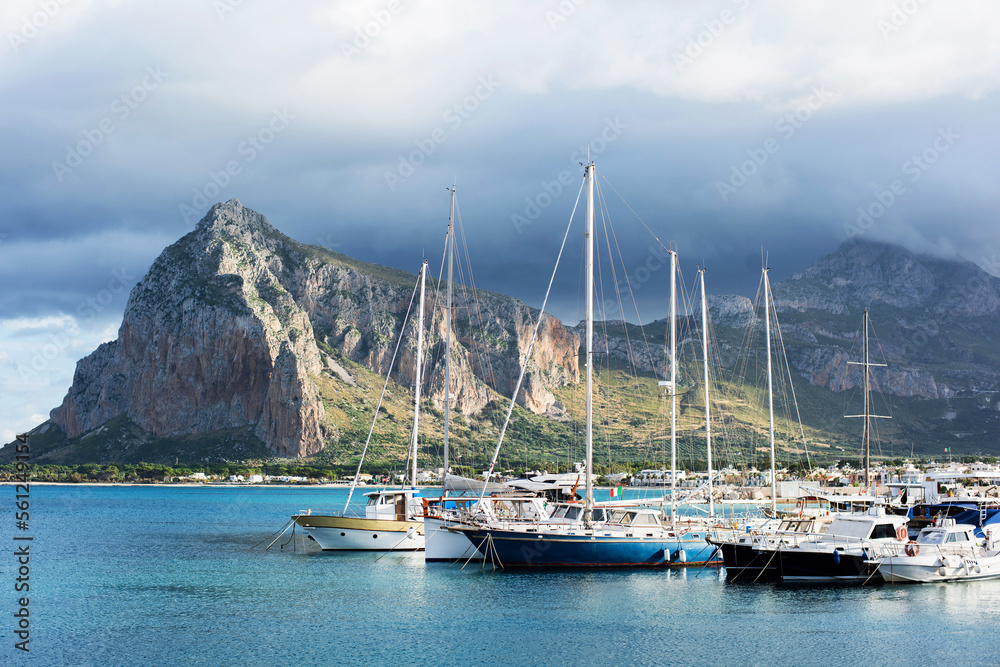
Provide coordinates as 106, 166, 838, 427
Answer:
422, 185, 578, 562
423, 184, 497, 563
292, 261, 430, 551
708, 264, 807, 578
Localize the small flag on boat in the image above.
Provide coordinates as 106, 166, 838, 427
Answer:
610, 486, 623, 498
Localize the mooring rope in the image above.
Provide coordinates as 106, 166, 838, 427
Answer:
252, 518, 294, 552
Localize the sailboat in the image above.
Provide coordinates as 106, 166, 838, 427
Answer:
423, 185, 581, 562
459, 161, 722, 567
708, 265, 805, 579
716, 308, 911, 583
291, 261, 430, 551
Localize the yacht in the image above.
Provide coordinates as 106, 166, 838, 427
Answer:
292, 259, 432, 551
761, 507, 909, 583
709, 513, 834, 582
295, 489, 424, 551
875, 519, 1000, 583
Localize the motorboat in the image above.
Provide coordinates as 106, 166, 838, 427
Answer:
294, 488, 425, 551
292, 259, 432, 551
709, 513, 834, 582
763, 507, 909, 583
874, 518, 1000, 583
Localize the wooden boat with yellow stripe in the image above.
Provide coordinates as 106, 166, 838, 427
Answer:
292, 259, 431, 552
293, 489, 425, 551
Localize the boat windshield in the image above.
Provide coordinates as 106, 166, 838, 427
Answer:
870, 523, 900, 540
778, 519, 811, 533
917, 530, 945, 545
631, 512, 659, 526
608, 510, 636, 525
827, 518, 875, 539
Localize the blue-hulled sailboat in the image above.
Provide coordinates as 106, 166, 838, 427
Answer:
461, 161, 722, 567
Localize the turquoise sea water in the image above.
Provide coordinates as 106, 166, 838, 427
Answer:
5, 484, 1000, 666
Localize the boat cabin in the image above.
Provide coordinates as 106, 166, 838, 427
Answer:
776, 515, 833, 534
364, 489, 422, 521
548, 503, 592, 523
915, 519, 981, 548
823, 508, 907, 541
605, 508, 663, 527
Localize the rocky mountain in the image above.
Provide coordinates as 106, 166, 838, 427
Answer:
771, 240, 1000, 401
34, 200, 578, 461
8, 210, 1000, 466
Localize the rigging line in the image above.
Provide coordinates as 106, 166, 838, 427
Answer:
710, 349, 743, 471
728, 272, 765, 396
734, 276, 768, 471
592, 214, 614, 475
253, 518, 295, 552
771, 303, 809, 464
595, 175, 659, 380
702, 289, 740, 470
343, 269, 422, 514
479, 174, 586, 503
598, 172, 669, 253
867, 323, 901, 460
452, 199, 507, 469
425, 207, 455, 467
593, 185, 658, 480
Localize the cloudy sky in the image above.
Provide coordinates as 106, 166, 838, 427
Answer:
2, 0, 999, 442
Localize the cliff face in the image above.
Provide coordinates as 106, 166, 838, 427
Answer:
49, 200, 579, 457
766, 240, 1000, 399
42, 211, 1000, 462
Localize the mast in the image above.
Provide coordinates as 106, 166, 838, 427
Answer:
862, 309, 870, 489
410, 260, 427, 488
763, 267, 777, 515
443, 184, 456, 482
700, 268, 714, 518
584, 161, 595, 525
846, 309, 887, 494
670, 249, 678, 528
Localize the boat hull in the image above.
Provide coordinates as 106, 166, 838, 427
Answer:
714, 540, 781, 582
424, 516, 484, 562
878, 555, 1000, 583
775, 548, 879, 584
292, 514, 424, 551
465, 528, 721, 567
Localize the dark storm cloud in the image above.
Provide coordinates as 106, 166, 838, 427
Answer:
3, 0, 1000, 439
